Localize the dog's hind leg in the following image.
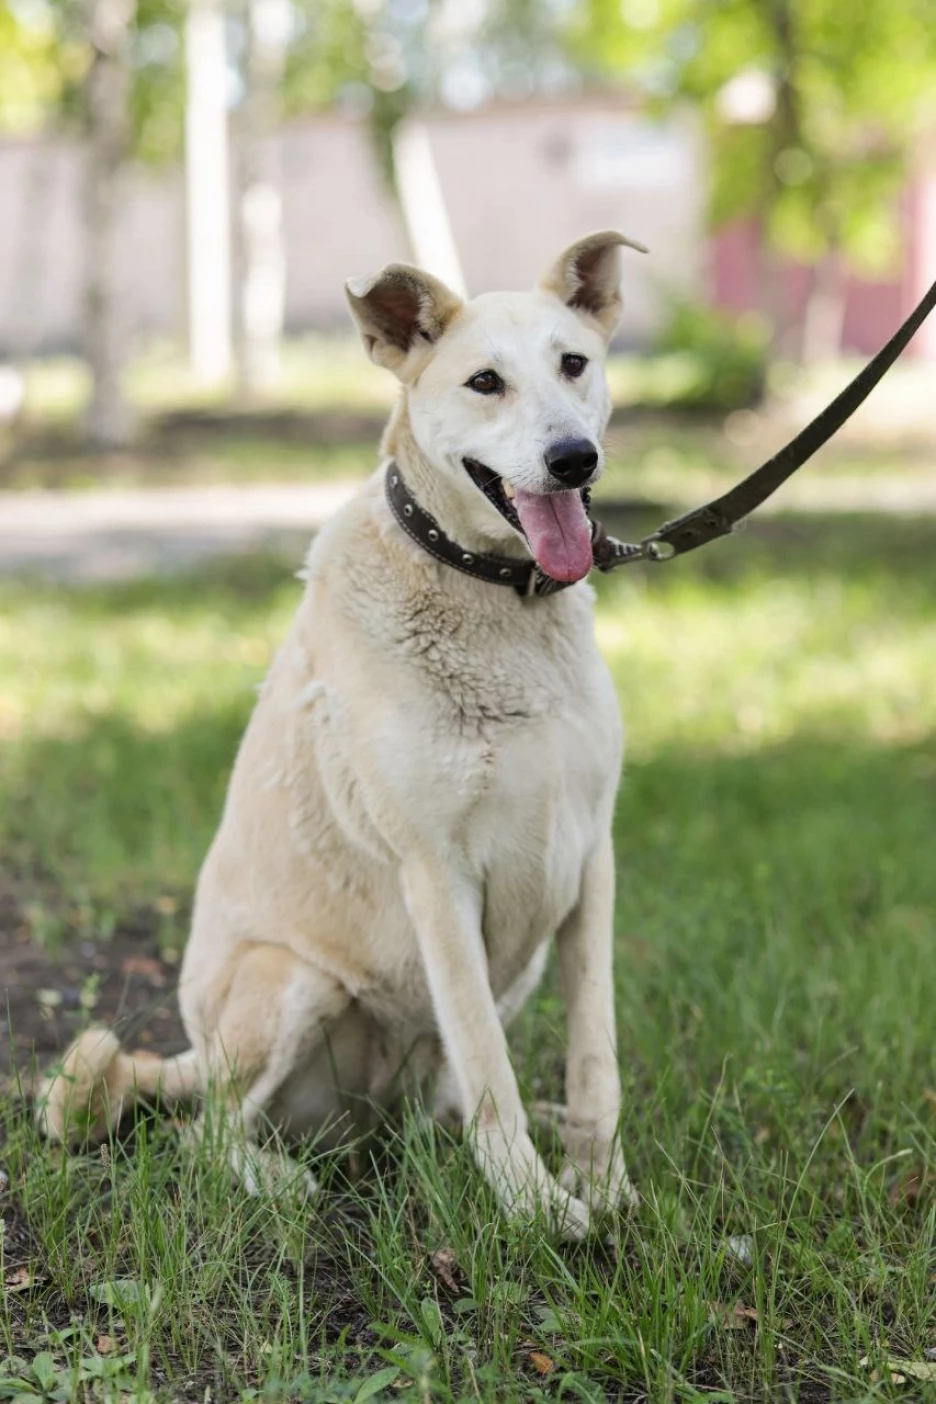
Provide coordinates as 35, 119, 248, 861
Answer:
186, 941, 351, 1198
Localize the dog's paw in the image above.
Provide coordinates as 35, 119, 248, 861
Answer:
35, 1028, 128, 1145
235, 1147, 318, 1204
530, 1102, 638, 1216
182, 1120, 319, 1203
472, 1124, 594, 1239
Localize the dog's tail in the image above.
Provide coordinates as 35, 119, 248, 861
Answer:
36, 1027, 201, 1145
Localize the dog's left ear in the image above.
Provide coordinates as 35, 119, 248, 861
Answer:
345, 264, 463, 378
539, 230, 647, 341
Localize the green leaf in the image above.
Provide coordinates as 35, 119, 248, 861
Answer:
418, 1297, 443, 1347
89, 1277, 146, 1308
352, 1366, 401, 1403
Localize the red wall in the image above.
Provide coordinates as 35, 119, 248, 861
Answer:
710, 187, 926, 356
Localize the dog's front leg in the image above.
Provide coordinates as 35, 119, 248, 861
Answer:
401, 853, 591, 1238
550, 831, 637, 1213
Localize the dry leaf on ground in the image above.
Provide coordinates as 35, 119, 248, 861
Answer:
429, 1248, 461, 1294
860, 1355, 936, 1383
711, 1301, 758, 1330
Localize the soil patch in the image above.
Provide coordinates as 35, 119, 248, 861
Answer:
1, 884, 187, 1086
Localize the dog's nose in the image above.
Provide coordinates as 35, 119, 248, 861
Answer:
544, 438, 599, 488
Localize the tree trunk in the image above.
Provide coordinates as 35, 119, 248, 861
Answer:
760, 0, 802, 357
801, 248, 848, 365
234, 0, 288, 396
185, 0, 232, 385
83, 0, 136, 450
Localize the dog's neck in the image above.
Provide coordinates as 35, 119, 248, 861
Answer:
381, 395, 532, 560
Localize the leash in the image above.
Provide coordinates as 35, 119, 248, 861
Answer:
386, 276, 936, 597
593, 275, 936, 571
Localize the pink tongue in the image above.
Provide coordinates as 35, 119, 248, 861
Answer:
513, 488, 593, 583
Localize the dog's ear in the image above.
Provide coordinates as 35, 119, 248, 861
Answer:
539, 230, 647, 340
345, 264, 463, 377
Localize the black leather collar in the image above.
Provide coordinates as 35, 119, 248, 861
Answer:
385, 465, 572, 597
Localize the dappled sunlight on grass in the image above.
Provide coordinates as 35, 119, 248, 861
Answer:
0, 565, 297, 739
597, 568, 936, 755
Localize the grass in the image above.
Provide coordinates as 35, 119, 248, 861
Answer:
1, 508, 936, 1401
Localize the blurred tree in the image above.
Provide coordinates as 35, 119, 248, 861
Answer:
0, 1, 72, 132
283, 0, 576, 179
0, 0, 187, 442
283, 0, 419, 181
185, 0, 232, 385
570, 0, 936, 359
82, 0, 138, 449
234, 0, 289, 394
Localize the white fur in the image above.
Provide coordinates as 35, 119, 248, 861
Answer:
38, 232, 643, 1235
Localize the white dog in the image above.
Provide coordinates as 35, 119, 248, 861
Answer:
38, 231, 645, 1237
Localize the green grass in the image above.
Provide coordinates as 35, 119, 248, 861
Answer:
2, 510, 936, 1401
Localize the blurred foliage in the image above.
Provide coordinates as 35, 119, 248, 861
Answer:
0, 0, 572, 174
0, 0, 186, 161
283, 0, 416, 181
0, 0, 76, 130
649, 300, 768, 411
283, 0, 573, 179
570, 0, 936, 278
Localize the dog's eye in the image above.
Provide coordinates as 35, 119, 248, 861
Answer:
466, 369, 505, 396
561, 353, 588, 379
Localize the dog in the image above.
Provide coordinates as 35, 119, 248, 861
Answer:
38, 230, 645, 1237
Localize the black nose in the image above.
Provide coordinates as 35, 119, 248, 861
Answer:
544, 437, 599, 488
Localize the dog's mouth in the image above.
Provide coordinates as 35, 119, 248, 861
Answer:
463, 457, 594, 584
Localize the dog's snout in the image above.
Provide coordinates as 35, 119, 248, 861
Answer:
544, 438, 599, 488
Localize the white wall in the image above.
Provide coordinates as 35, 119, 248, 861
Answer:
428, 100, 706, 344
0, 100, 703, 357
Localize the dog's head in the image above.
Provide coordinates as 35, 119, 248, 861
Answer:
346, 231, 646, 584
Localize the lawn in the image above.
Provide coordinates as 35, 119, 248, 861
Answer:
1, 507, 936, 1402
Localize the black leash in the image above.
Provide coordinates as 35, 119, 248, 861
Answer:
593, 275, 936, 571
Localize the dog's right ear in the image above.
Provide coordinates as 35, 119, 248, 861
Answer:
345, 264, 463, 377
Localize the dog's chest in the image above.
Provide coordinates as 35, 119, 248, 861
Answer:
385, 598, 622, 987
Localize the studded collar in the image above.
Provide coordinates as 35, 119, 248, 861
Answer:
385, 464, 575, 598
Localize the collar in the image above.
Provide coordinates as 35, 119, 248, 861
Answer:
385, 464, 573, 598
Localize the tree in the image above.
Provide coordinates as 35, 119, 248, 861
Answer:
185, 0, 233, 385
234, 0, 290, 394
82, 0, 138, 449
0, 0, 189, 442
570, 0, 936, 359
